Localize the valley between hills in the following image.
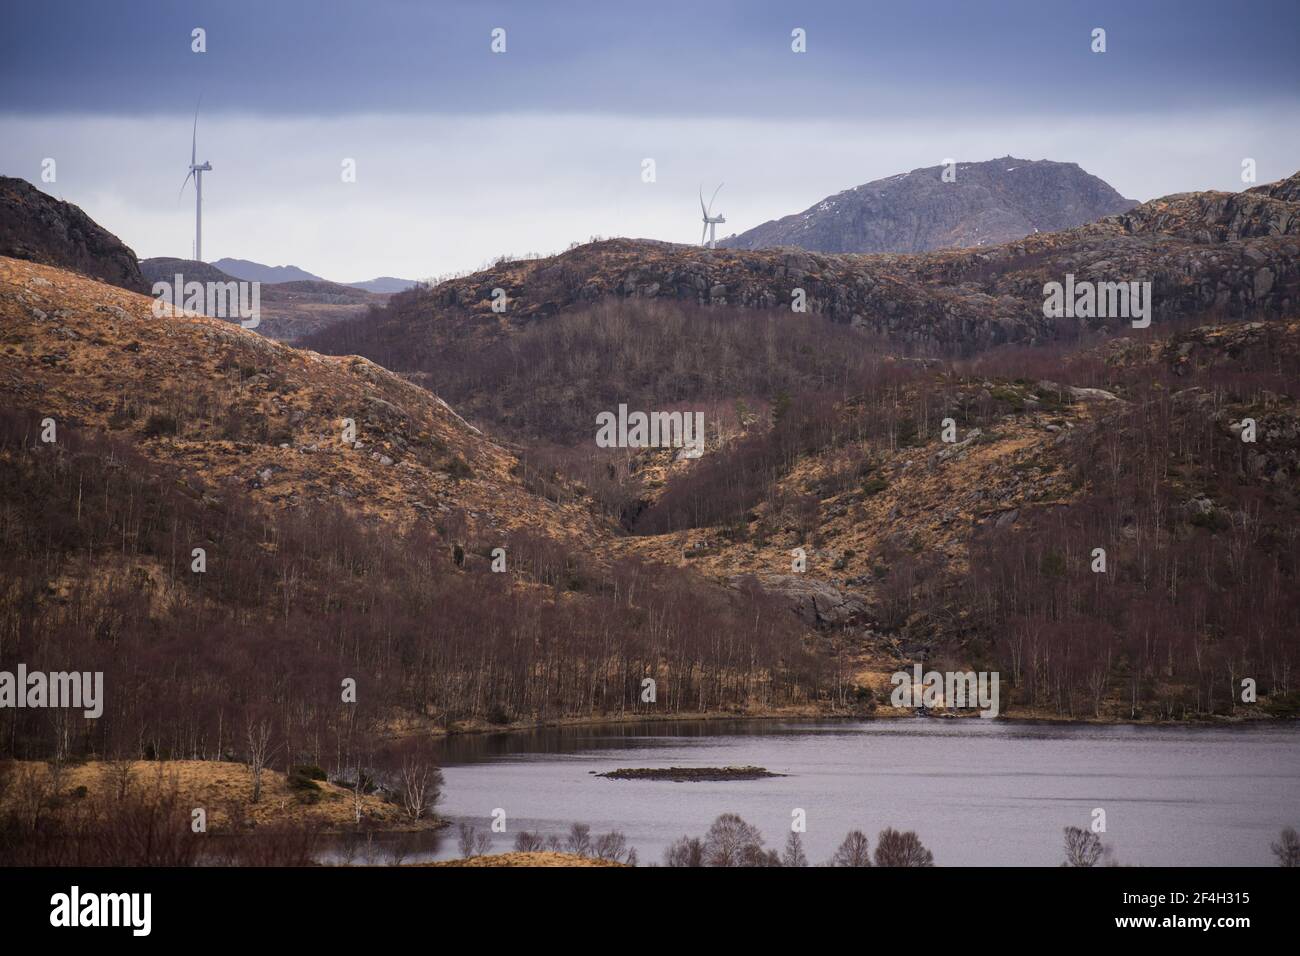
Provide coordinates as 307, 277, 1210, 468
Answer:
0, 167, 1298, 855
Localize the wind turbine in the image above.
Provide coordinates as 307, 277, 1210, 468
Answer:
700, 183, 725, 249
179, 102, 212, 262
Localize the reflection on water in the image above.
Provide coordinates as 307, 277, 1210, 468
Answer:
314, 828, 447, 866
410, 718, 1300, 866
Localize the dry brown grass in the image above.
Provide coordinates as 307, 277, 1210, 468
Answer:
0, 759, 432, 832
0, 255, 606, 543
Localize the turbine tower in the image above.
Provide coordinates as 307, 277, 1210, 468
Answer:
700, 183, 725, 249
180, 104, 212, 262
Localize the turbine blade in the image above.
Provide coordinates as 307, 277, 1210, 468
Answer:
179, 169, 195, 199
700, 186, 709, 219
709, 183, 724, 215
701, 223, 709, 245
191, 93, 203, 164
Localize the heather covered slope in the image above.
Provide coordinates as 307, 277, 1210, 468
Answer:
0, 255, 590, 540
719, 157, 1138, 253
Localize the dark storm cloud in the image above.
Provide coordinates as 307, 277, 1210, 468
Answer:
2, 0, 1297, 118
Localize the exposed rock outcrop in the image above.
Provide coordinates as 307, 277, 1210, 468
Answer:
739, 573, 867, 627
0, 176, 146, 292
720, 157, 1137, 254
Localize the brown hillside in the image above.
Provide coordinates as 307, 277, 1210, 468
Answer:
0, 255, 602, 543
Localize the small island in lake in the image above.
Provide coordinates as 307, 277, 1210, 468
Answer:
595, 766, 785, 782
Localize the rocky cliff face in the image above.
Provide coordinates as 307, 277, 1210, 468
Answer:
0, 176, 147, 292
1113, 187, 1298, 243
1249, 170, 1300, 204
720, 158, 1137, 254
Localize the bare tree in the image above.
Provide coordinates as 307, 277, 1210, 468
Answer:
513, 830, 545, 853
10, 763, 53, 830
782, 831, 809, 867
829, 830, 872, 867
245, 718, 274, 804
702, 813, 765, 867
593, 829, 630, 863
398, 756, 443, 822
1272, 826, 1300, 867
874, 827, 934, 867
45, 759, 69, 801
1063, 825, 1104, 867
565, 822, 592, 857
99, 756, 135, 802
348, 766, 369, 824
387, 833, 416, 866
663, 836, 704, 867
457, 822, 492, 859
458, 823, 479, 859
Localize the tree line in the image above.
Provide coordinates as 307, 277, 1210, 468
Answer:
0, 405, 832, 774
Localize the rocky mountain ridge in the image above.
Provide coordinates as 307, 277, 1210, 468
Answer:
315, 170, 1299, 364
719, 157, 1137, 254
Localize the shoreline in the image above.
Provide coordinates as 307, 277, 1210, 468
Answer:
430, 705, 1291, 741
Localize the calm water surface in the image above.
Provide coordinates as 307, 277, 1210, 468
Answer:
406, 719, 1299, 866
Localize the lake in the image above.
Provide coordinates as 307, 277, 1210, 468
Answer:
412, 718, 1300, 866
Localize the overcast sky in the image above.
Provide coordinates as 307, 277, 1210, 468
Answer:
2, 0, 1297, 281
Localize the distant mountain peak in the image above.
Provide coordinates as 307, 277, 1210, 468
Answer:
211, 258, 324, 284
347, 276, 417, 294
720, 157, 1137, 254
211, 257, 416, 294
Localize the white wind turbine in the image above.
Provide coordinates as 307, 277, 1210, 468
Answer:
700, 183, 726, 249
179, 102, 213, 262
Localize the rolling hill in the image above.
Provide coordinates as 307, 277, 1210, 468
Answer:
140, 257, 390, 342
214, 256, 416, 294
